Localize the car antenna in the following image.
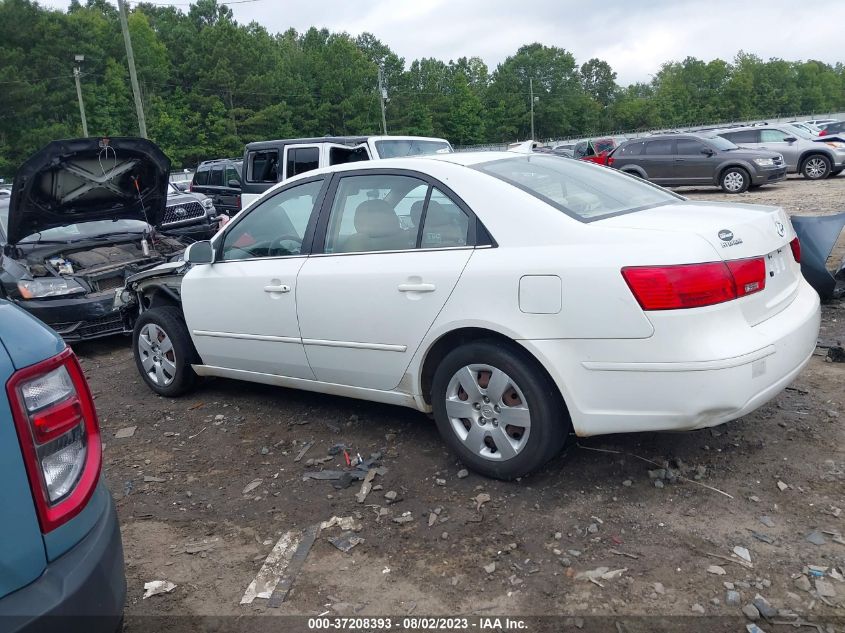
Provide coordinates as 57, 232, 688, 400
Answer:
132, 175, 155, 253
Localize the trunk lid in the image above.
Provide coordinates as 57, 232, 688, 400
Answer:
602, 201, 801, 325
8, 137, 170, 245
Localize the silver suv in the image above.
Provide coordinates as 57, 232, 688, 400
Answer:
714, 125, 845, 179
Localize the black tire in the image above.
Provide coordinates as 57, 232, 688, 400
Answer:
800, 154, 832, 180
719, 166, 750, 193
132, 306, 199, 397
430, 340, 570, 480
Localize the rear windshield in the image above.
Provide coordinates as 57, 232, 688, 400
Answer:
475, 155, 679, 221
375, 140, 452, 158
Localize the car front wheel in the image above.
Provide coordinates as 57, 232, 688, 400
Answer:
720, 167, 750, 193
133, 306, 199, 397
431, 341, 570, 479
801, 154, 831, 180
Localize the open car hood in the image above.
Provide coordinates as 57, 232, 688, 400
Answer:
7, 137, 170, 245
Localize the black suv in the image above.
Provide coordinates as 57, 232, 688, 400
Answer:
609, 134, 787, 193
190, 158, 243, 215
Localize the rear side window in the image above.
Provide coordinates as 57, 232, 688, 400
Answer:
225, 165, 240, 186
617, 141, 644, 156
645, 140, 673, 155
287, 147, 320, 178
209, 167, 223, 186
247, 150, 279, 183
194, 167, 209, 186
760, 130, 789, 142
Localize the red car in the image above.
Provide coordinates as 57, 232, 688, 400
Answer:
573, 137, 626, 166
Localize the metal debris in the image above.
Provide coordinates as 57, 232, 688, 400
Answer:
268, 523, 320, 608
328, 531, 364, 553
294, 441, 314, 462
733, 546, 752, 563
473, 493, 491, 511
806, 531, 827, 546
240, 530, 300, 605
115, 426, 137, 439
355, 469, 377, 504
143, 580, 176, 599
320, 516, 362, 532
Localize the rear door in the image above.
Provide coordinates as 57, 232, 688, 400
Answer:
242, 148, 281, 209
0, 339, 46, 599
759, 129, 799, 170
283, 145, 320, 180
216, 162, 242, 214
642, 139, 676, 183
674, 138, 717, 184
295, 170, 475, 390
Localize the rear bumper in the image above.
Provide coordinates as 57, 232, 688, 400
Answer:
0, 491, 125, 633
523, 280, 821, 436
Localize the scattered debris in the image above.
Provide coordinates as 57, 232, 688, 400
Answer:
706, 551, 753, 569
143, 475, 166, 483
609, 549, 639, 560
183, 538, 219, 554
805, 531, 827, 546
320, 516, 362, 532
742, 603, 760, 621
268, 524, 320, 608
384, 490, 398, 502
473, 493, 491, 511
690, 604, 705, 614
435, 478, 446, 486
294, 441, 314, 462
752, 595, 777, 619
827, 346, 845, 363
733, 546, 752, 563
241, 530, 300, 604
759, 516, 775, 528
115, 426, 137, 439
483, 563, 496, 574
793, 575, 812, 592
355, 469, 377, 504
393, 512, 414, 524
746, 625, 766, 633
726, 590, 741, 606
748, 530, 774, 545
707, 565, 727, 576
328, 531, 363, 553
653, 582, 665, 595
815, 579, 836, 598
776, 481, 788, 492
242, 479, 263, 495
143, 580, 176, 599
575, 567, 627, 582
457, 469, 469, 479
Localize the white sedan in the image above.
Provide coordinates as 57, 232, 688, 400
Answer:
131, 151, 821, 479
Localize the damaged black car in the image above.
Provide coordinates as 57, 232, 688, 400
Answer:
0, 137, 187, 341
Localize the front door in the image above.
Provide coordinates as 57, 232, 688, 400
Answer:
673, 138, 717, 184
296, 171, 475, 391
182, 177, 327, 378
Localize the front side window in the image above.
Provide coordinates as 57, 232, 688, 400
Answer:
617, 141, 644, 156
248, 150, 279, 183
194, 167, 209, 186
476, 155, 679, 221
675, 139, 708, 155
286, 147, 320, 178
220, 179, 323, 260
760, 130, 789, 143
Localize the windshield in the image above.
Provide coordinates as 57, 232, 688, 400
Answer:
476, 155, 679, 221
704, 136, 737, 150
0, 205, 148, 244
375, 139, 452, 158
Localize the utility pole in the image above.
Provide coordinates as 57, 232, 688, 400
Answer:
378, 66, 388, 134
73, 55, 89, 137
529, 77, 535, 140
117, 0, 147, 138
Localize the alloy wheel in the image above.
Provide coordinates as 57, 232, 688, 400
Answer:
138, 323, 177, 386
723, 171, 745, 192
444, 364, 531, 461
805, 157, 828, 179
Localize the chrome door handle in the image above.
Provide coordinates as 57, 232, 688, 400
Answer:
264, 284, 291, 293
398, 282, 435, 293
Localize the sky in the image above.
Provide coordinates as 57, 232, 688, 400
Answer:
40, 0, 845, 85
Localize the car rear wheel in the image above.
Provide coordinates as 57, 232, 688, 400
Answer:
133, 306, 199, 397
801, 154, 831, 180
431, 341, 570, 479
720, 167, 750, 193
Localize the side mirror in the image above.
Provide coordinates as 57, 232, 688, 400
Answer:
784, 136, 797, 143
185, 240, 214, 265
702, 148, 716, 157
228, 179, 241, 188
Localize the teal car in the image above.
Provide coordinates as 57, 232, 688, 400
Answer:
0, 299, 124, 632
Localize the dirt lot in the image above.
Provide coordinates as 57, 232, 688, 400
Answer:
75, 175, 844, 630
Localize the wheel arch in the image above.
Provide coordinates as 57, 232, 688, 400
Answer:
418, 326, 570, 416
717, 162, 750, 181
798, 149, 833, 169
620, 166, 647, 179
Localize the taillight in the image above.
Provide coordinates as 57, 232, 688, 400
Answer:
790, 237, 801, 263
819, 129, 828, 136
236, 194, 241, 210
7, 348, 101, 532
622, 257, 766, 310
606, 156, 615, 167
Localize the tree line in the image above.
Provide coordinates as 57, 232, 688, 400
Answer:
1, 0, 844, 175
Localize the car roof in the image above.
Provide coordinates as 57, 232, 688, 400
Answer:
244, 135, 451, 151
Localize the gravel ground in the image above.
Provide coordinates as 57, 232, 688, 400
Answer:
74, 174, 844, 629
